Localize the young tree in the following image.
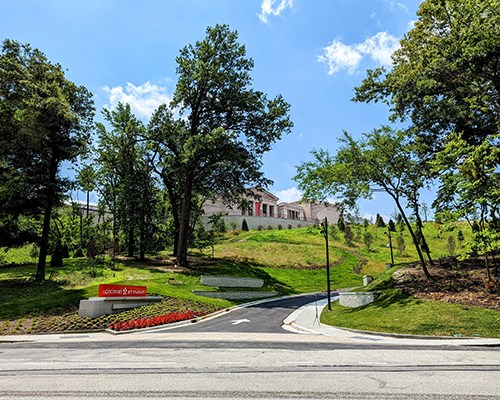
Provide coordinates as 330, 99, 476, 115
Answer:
295, 127, 432, 278
0, 40, 94, 281
148, 24, 292, 267
396, 235, 406, 256
375, 214, 386, 228
363, 231, 374, 251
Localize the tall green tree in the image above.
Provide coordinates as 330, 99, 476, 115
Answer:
148, 24, 292, 267
354, 0, 500, 255
0, 40, 94, 281
95, 103, 156, 259
295, 127, 432, 278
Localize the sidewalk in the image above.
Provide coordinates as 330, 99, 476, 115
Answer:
2, 294, 499, 346
282, 295, 500, 347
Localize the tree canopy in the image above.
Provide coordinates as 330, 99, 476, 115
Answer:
148, 24, 293, 266
354, 0, 499, 223
294, 127, 432, 278
0, 39, 94, 280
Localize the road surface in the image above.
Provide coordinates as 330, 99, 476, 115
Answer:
0, 294, 499, 399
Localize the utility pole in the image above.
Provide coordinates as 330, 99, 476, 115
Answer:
323, 217, 332, 311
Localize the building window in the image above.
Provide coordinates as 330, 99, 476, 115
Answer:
269, 205, 274, 217
262, 204, 267, 216
248, 201, 253, 216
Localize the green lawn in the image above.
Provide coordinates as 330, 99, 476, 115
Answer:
2, 222, 492, 337
321, 268, 500, 338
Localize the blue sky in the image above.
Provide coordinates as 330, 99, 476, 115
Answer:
1, 0, 425, 222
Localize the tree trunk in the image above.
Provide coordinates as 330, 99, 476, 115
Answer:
139, 218, 146, 261
163, 179, 180, 257
35, 161, 57, 282
416, 214, 434, 266
176, 174, 193, 267
35, 199, 53, 282
394, 199, 432, 279
127, 224, 135, 257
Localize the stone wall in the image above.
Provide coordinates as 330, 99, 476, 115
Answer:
339, 292, 377, 308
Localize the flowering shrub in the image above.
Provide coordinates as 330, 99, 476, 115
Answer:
108, 310, 197, 331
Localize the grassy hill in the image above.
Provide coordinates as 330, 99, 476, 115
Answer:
2, 221, 498, 337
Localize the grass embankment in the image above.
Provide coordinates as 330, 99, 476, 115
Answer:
321, 267, 500, 338
3, 223, 495, 337
0, 227, 369, 334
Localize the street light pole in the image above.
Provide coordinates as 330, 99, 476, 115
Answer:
323, 217, 331, 311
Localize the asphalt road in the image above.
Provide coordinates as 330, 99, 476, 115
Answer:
168, 292, 328, 334
1, 293, 499, 399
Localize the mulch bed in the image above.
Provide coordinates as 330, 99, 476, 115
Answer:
0, 297, 223, 336
394, 257, 500, 311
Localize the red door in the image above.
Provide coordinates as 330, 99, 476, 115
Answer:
255, 202, 260, 216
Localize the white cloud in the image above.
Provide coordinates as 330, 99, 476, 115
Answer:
318, 39, 363, 75
258, 0, 294, 24
318, 32, 400, 75
355, 31, 400, 66
407, 19, 417, 30
389, 1, 408, 12
273, 187, 303, 203
102, 81, 172, 119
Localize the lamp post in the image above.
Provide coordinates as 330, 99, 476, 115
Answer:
323, 217, 332, 311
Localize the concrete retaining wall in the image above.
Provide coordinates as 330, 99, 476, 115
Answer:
200, 275, 263, 288
192, 291, 277, 300
339, 292, 377, 308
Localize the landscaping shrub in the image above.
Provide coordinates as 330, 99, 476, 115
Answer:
242, 219, 249, 231
257, 225, 264, 231
267, 225, 273, 230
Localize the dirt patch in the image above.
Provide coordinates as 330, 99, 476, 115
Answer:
394, 258, 500, 311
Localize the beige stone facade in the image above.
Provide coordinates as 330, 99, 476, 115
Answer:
202, 188, 341, 225
277, 202, 304, 220
297, 202, 341, 224
202, 188, 279, 218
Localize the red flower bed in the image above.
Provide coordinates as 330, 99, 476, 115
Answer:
108, 310, 197, 331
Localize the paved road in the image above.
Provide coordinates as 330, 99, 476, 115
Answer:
168, 293, 328, 334
1, 336, 499, 399
1, 293, 499, 399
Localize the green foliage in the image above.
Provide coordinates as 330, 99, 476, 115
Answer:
96, 103, 160, 260
0, 39, 95, 280
363, 231, 374, 251
388, 219, 396, 232
229, 220, 238, 231
396, 235, 406, 256
354, 0, 500, 262
343, 225, 354, 246
294, 127, 432, 278
147, 24, 292, 267
375, 214, 386, 228
241, 219, 249, 231
447, 236, 456, 256
337, 216, 345, 232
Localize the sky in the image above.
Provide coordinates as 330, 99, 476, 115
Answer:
1, 0, 426, 222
